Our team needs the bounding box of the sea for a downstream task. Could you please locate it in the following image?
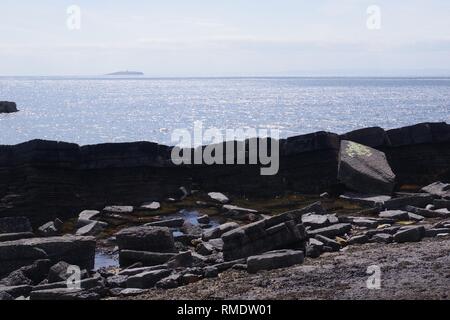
[1,77,449,146]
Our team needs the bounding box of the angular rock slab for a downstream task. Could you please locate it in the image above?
[0,236,96,276]
[338,140,396,195]
[421,182,450,199]
[247,250,304,274]
[115,226,175,252]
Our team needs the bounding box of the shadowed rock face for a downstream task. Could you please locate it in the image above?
[0,122,449,224]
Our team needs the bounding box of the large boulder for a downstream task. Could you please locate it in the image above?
[0,236,96,276]
[115,226,176,252]
[0,101,18,113]
[338,140,396,195]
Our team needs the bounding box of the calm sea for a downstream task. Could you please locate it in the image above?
[1,77,449,146]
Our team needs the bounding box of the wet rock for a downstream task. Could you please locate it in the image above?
[306,238,324,258]
[314,235,341,251]
[119,250,176,268]
[379,210,409,221]
[307,223,352,238]
[77,210,101,228]
[208,192,230,204]
[348,234,369,245]
[0,236,95,276]
[0,101,18,113]
[371,233,393,244]
[146,218,184,228]
[139,202,161,211]
[76,221,107,236]
[115,226,175,253]
[0,217,32,234]
[340,193,391,207]
[202,222,240,241]
[338,140,396,195]
[394,226,424,243]
[126,269,171,289]
[384,194,433,210]
[421,182,450,199]
[103,206,134,214]
[247,250,304,274]
[37,222,59,237]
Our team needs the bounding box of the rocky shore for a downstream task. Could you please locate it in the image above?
[0,122,449,225]
[0,122,450,300]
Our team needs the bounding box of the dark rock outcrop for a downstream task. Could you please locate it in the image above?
[0,122,449,224]
[0,101,18,113]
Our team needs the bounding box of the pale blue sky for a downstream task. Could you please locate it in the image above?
[1,0,450,76]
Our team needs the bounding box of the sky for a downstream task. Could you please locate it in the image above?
[1,0,450,76]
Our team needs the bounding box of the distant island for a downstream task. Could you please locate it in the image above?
[106,71,144,76]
